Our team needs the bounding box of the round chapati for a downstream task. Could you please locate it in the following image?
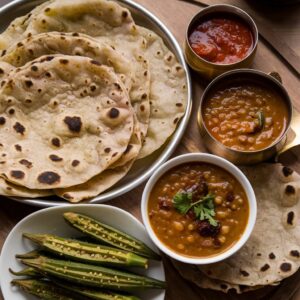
[0,1,52,51]
[0,32,133,92]
[198,164,300,286]
[0,0,188,201]
[0,177,52,198]
[0,0,187,158]
[0,31,151,139]
[0,54,133,189]
[54,159,135,203]
[54,113,142,202]
[171,259,268,294]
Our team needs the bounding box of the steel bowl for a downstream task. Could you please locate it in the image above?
[197,69,294,165]
[0,0,192,207]
[184,4,258,80]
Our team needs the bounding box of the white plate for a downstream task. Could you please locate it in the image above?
[0,205,165,300]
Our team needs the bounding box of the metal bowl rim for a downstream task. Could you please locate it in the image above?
[185,4,259,68]
[198,68,292,155]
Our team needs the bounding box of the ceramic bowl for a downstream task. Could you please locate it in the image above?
[0,204,165,300]
[141,153,257,265]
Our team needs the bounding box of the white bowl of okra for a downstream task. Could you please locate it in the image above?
[0,204,166,300]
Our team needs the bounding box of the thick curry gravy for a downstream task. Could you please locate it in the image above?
[148,162,249,258]
[203,83,289,151]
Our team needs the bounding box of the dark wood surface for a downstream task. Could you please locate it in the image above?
[0,0,299,299]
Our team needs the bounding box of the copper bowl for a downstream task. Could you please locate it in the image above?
[185,4,258,80]
[197,69,295,165]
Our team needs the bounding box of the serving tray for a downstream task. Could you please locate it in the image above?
[0,0,192,207]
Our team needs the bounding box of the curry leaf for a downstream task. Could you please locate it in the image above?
[257,111,265,130]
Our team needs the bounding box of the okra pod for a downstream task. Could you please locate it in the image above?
[11,279,80,300]
[9,267,40,277]
[22,233,148,268]
[57,281,140,300]
[64,212,160,260]
[16,249,40,259]
[21,256,166,291]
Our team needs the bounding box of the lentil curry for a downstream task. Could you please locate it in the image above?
[202,83,289,151]
[148,162,249,258]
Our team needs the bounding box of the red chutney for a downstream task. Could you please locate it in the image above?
[189,17,253,64]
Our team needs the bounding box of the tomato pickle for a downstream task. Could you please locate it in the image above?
[203,83,289,151]
[148,162,249,258]
[189,17,253,64]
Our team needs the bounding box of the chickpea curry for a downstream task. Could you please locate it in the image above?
[148,162,249,258]
[203,83,289,151]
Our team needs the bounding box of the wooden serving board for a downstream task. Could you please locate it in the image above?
[0,0,299,299]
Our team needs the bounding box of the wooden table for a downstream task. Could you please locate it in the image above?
[0,0,299,299]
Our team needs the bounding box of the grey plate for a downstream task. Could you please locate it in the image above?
[0,0,192,207]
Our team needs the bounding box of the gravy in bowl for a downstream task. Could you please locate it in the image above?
[148,162,249,258]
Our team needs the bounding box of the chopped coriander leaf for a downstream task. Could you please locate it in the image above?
[173,191,218,226]
[173,192,193,214]
[194,204,217,226]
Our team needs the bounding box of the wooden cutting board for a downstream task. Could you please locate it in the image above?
[0,0,299,299]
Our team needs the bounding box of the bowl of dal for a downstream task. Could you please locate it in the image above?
[141,153,256,264]
[197,69,293,164]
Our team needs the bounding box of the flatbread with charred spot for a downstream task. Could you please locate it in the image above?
[0,177,52,198]
[0,54,133,189]
[0,0,186,158]
[54,112,142,202]
[0,1,53,51]
[0,0,187,201]
[197,164,300,287]
[0,31,151,138]
[171,259,271,294]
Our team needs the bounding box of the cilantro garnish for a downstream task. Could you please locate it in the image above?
[173,192,193,214]
[173,191,218,226]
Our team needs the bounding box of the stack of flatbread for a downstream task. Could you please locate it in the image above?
[172,163,300,294]
[0,0,187,202]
